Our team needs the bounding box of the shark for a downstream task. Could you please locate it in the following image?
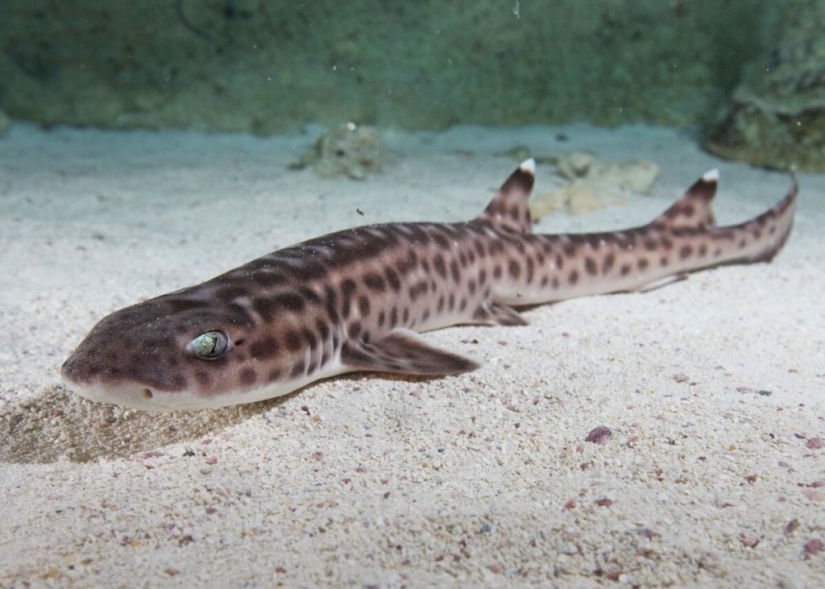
[61,159,797,411]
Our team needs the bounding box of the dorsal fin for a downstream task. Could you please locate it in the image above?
[654,169,719,229]
[475,158,535,233]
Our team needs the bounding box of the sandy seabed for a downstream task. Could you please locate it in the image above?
[1,122,823,587]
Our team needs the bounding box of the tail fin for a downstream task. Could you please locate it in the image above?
[737,172,798,263]
[662,169,798,266]
[475,158,535,233]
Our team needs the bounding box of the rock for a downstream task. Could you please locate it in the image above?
[704,0,825,171]
[302,122,386,180]
[556,151,660,193]
[530,152,660,220]
[530,179,629,219]
[557,151,598,180]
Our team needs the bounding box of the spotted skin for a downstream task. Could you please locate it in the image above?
[61,160,797,411]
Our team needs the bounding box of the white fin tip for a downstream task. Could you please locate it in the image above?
[519,158,536,174]
[702,168,719,182]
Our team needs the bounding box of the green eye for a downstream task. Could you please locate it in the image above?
[188,331,229,360]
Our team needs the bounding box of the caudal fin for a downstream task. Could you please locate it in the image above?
[736,172,798,263]
[657,169,798,266]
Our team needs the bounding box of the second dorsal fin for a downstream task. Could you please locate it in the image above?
[654,169,719,229]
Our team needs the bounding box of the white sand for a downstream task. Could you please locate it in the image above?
[1,123,823,586]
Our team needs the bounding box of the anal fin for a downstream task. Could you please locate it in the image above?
[621,273,688,294]
[471,301,528,326]
[341,329,479,376]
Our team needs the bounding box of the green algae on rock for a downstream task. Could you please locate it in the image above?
[704,0,825,172]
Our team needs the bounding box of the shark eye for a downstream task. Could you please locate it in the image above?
[188,331,229,360]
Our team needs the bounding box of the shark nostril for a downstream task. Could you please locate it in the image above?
[142,388,153,399]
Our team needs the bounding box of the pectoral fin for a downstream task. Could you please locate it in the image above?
[341,329,479,376]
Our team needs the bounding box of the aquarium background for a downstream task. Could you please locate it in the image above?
[1,0,821,169]
[0,0,780,131]
[2,3,825,587]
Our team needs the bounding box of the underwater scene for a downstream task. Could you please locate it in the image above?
[1,1,824,586]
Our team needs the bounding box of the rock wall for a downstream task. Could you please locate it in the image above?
[705,0,825,171]
[0,0,772,134]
